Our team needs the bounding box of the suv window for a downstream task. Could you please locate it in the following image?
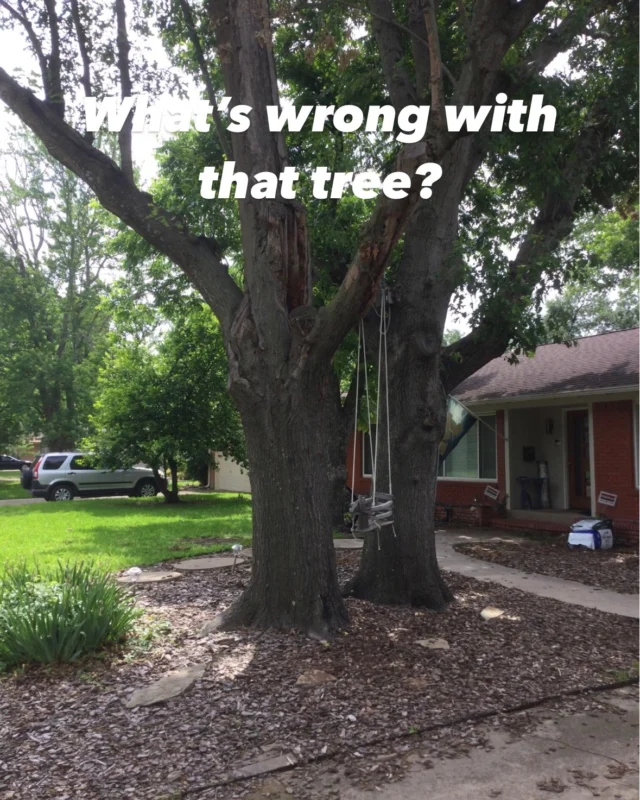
[70,455,96,470]
[43,456,67,470]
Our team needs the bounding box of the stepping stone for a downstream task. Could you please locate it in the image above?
[117,570,183,584]
[333,538,363,549]
[231,753,297,780]
[481,606,505,620]
[173,556,245,570]
[296,669,336,687]
[126,664,206,708]
[416,637,450,650]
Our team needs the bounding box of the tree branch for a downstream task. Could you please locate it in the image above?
[423,0,445,132]
[517,0,615,78]
[178,0,232,160]
[114,0,134,182]
[70,0,93,142]
[368,0,417,112]
[307,0,457,88]
[408,0,431,99]
[43,0,63,117]
[0,1,50,104]
[441,110,614,393]
[0,66,243,332]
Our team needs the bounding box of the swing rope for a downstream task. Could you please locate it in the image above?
[350,286,394,542]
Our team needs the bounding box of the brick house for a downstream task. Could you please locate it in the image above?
[211,328,638,543]
[347,328,639,543]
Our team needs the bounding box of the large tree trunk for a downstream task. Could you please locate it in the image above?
[214,368,348,636]
[346,152,468,608]
[346,350,452,608]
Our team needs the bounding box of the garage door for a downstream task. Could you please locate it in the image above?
[214,454,251,493]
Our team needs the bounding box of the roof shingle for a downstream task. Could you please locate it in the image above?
[453,328,639,403]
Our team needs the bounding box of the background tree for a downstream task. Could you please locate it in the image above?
[89,304,245,503]
[543,208,639,340]
[0,131,114,450]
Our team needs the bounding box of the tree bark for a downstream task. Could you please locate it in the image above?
[214,367,349,635]
[153,464,181,504]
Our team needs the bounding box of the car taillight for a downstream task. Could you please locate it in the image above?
[33,457,42,480]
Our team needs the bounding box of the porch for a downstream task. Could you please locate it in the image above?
[505,404,593,516]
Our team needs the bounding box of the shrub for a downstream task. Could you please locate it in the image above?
[0,562,142,671]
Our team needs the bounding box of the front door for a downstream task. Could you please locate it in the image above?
[567,409,591,512]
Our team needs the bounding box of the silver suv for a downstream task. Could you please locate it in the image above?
[25,453,158,502]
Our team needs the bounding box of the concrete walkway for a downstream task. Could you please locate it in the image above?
[334,533,638,619]
[437,531,639,619]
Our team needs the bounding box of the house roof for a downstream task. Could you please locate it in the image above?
[453,328,640,404]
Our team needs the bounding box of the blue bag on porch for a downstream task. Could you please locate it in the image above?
[567,518,613,550]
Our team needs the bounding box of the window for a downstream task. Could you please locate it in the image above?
[438,415,497,480]
[70,455,96,470]
[361,426,376,477]
[42,455,67,471]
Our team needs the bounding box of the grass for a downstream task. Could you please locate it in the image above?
[0,471,30,501]
[0,494,253,572]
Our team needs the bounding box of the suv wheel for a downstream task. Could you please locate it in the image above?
[136,479,158,498]
[50,484,75,502]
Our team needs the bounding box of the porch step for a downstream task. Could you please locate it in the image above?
[508,509,588,525]
[493,518,572,535]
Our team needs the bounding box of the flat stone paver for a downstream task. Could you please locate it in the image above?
[333,538,364,549]
[117,570,183,584]
[437,531,639,619]
[125,664,206,708]
[173,556,245,571]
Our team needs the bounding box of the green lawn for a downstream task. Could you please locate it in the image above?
[0,471,30,501]
[0,494,253,572]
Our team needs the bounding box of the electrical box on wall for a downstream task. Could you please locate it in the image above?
[522,446,535,462]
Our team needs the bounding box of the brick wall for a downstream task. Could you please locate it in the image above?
[436,410,506,527]
[346,432,371,496]
[592,399,638,541]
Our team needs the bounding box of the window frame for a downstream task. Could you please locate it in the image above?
[438,413,498,483]
[361,427,376,478]
[42,455,68,471]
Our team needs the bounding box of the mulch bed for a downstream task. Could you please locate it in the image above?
[0,551,637,800]
[453,537,639,594]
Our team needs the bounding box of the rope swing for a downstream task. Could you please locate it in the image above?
[349,286,395,546]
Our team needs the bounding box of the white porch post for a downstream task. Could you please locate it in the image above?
[504,409,511,510]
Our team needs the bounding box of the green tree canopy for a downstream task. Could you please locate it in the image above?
[88,305,244,503]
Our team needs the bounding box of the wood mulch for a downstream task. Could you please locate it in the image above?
[453,536,639,594]
[0,551,637,800]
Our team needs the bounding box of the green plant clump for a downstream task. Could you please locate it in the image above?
[0,562,141,671]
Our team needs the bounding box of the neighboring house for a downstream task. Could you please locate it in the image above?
[208,455,251,493]
[212,328,639,542]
